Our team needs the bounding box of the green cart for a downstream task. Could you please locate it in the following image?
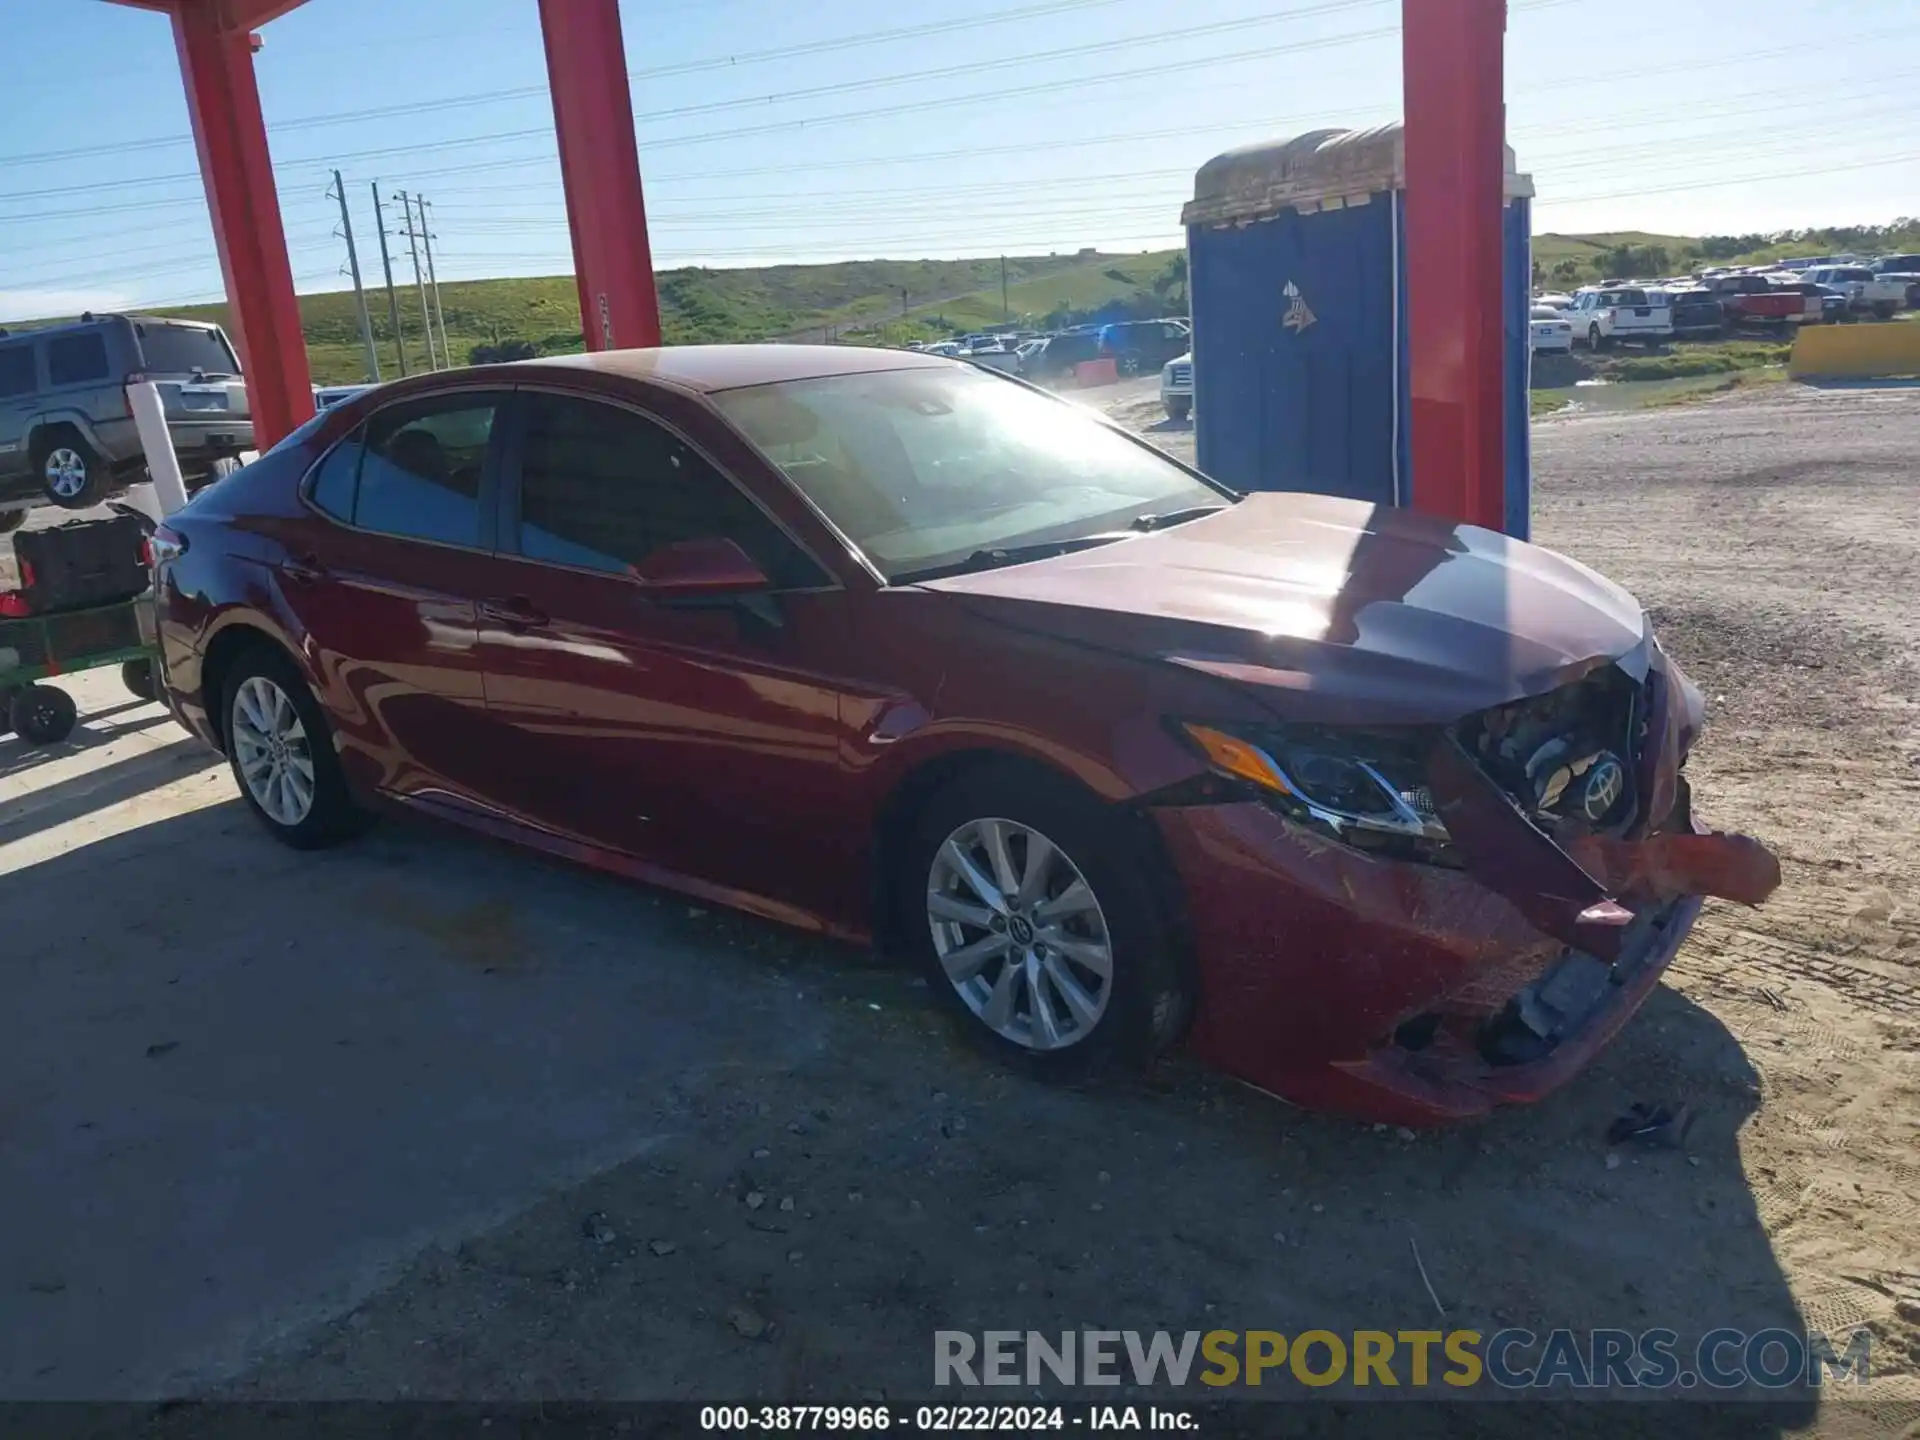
[0,595,161,744]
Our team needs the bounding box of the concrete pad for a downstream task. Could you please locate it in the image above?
[0,670,831,1397]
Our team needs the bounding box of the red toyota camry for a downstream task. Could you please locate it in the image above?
[151,346,1777,1124]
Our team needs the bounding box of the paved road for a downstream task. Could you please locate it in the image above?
[7,384,1914,1420]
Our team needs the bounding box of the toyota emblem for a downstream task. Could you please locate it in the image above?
[1581,756,1626,822]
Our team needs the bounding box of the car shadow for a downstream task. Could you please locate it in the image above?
[0,783,1821,1423]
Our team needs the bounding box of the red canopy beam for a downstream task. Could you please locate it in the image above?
[168,0,314,446]
[1402,0,1508,532]
[538,0,663,351]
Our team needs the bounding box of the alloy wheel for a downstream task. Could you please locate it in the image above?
[44,447,88,499]
[231,674,316,827]
[926,816,1113,1051]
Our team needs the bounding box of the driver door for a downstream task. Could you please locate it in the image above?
[476,388,862,910]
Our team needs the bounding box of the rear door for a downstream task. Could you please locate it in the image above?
[288,388,509,804]
[477,387,861,909]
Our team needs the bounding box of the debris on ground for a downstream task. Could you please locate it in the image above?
[1607,1102,1694,1150]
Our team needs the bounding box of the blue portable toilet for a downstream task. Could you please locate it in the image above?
[1181,124,1535,538]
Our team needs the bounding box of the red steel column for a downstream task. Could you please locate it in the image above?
[539,0,662,351]
[1402,0,1507,531]
[171,1,313,447]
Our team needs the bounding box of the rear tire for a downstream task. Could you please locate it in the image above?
[33,428,109,509]
[901,765,1191,1078]
[10,684,78,744]
[122,659,158,703]
[220,644,370,849]
[0,509,25,535]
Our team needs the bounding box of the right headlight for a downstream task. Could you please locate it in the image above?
[1177,721,1458,863]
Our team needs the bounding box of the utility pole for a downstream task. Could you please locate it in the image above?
[418,197,451,369]
[1001,255,1009,324]
[370,182,408,377]
[394,191,438,370]
[328,170,381,383]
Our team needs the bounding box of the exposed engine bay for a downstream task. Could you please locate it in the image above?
[1454,665,1643,839]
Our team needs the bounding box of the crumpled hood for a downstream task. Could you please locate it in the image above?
[919,491,1650,724]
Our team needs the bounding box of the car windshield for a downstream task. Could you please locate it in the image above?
[714,365,1227,581]
[135,322,239,377]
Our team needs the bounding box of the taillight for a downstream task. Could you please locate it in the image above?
[150,524,187,566]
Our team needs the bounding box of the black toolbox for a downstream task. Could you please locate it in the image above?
[11,515,150,616]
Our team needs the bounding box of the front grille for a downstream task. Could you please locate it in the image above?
[1168,364,1192,387]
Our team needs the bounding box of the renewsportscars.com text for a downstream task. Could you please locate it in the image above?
[934,1328,1872,1392]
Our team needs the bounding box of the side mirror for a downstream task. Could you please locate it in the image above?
[634,536,769,595]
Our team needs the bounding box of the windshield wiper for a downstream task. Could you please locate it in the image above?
[1128,503,1233,532]
[894,532,1131,584]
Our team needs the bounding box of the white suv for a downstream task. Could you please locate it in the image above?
[1566,287,1673,349]
[1160,352,1193,421]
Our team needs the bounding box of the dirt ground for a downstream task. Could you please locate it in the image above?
[5,379,1917,1431]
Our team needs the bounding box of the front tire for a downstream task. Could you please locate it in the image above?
[1164,396,1192,422]
[10,684,78,744]
[221,645,369,849]
[0,509,26,535]
[34,429,109,509]
[902,766,1190,1076]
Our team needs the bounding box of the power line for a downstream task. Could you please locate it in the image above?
[0,0,1367,168]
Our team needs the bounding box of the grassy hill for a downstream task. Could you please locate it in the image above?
[151,250,1182,385]
[25,219,1914,385]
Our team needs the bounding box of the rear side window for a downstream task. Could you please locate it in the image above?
[350,394,502,547]
[46,332,110,386]
[135,322,239,377]
[0,344,34,398]
[307,429,365,521]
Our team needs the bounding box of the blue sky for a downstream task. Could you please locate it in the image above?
[3,0,1916,322]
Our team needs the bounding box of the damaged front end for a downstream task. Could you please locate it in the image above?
[1155,636,1781,1124]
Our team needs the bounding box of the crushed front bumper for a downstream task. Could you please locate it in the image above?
[1150,650,1779,1126]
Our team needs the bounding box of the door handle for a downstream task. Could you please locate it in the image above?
[280,553,327,585]
[481,596,549,630]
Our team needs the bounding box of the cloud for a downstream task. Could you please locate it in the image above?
[0,289,136,325]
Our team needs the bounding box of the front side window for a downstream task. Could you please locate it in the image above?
[352,394,500,546]
[0,344,35,398]
[514,393,820,588]
[46,332,109,387]
[714,365,1228,582]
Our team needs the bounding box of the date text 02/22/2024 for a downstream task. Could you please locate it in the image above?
[698,1405,1194,1432]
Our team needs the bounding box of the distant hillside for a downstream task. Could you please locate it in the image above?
[150,250,1183,385]
[24,219,1915,385]
[1535,219,1920,288]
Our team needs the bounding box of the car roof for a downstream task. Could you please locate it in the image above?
[504,343,951,394]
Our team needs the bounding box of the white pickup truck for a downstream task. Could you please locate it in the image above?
[1565,286,1673,349]
[1802,266,1908,319]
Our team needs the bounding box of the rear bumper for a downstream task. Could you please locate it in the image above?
[167,420,255,461]
[1156,801,1705,1126]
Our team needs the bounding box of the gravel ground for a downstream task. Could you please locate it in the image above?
[9,379,1919,1431]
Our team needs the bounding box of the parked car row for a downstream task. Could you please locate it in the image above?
[1533,251,1914,350]
[910,319,1191,385]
